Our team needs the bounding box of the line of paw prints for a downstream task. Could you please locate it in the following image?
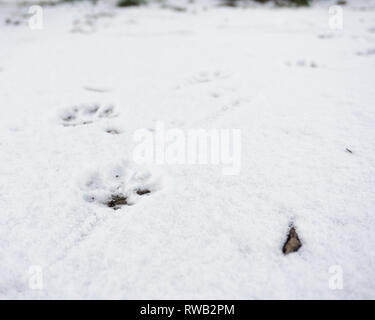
[59,103,118,127]
[80,162,160,210]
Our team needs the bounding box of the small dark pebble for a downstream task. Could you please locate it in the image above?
[282,226,302,255]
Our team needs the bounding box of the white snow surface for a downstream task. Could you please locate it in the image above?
[1,1,375,299]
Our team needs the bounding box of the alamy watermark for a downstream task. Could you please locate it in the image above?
[132,121,242,175]
[28,5,43,30]
[28,265,43,290]
[328,265,343,290]
[328,5,343,31]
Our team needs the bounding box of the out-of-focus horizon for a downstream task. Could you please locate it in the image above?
[1,0,375,9]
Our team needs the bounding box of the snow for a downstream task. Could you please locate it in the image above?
[1,0,375,299]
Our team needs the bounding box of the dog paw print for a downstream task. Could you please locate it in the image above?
[357,48,375,57]
[186,70,230,85]
[59,104,118,127]
[5,17,22,26]
[104,126,123,135]
[80,162,160,210]
[285,59,318,68]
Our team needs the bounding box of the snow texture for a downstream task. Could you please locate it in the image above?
[0,0,375,299]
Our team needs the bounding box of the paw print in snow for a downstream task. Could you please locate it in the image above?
[59,104,117,127]
[186,71,230,85]
[80,162,160,210]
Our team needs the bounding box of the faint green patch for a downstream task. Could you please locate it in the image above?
[117,0,147,8]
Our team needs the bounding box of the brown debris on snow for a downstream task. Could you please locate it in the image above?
[282,226,302,255]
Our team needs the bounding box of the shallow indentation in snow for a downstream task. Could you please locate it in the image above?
[80,161,160,210]
[357,48,375,56]
[105,127,122,135]
[183,70,231,86]
[285,59,318,68]
[59,103,118,127]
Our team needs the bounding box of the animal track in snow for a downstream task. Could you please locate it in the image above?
[285,60,318,68]
[59,104,118,127]
[357,48,375,56]
[4,14,26,27]
[80,162,160,210]
[317,33,335,39]
[184,70,231,86]
[104,125,123,135]
[71,10,115,34]
[196,97,249,125]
